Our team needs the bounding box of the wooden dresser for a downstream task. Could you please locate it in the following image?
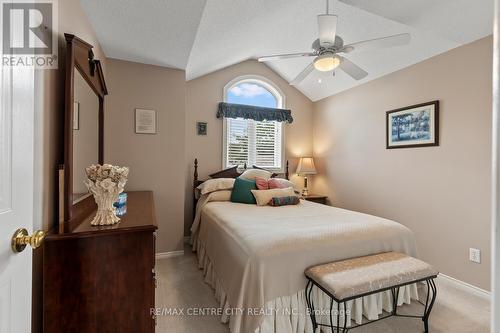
[43,191,158,333]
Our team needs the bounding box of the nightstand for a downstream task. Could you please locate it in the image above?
[303,194,328,205]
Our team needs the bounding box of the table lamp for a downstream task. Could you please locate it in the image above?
[296,157,317,196]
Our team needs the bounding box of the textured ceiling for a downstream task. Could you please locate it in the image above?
[341,0,493,44]
[80,0,207,69]
[80,0,493,101]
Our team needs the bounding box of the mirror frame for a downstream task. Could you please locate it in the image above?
[63,33,108,222]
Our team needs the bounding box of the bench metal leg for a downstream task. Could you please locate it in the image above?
[305,277,436,333]
[307,280,350,333]
[305,280,318,331]
[422,278,437,333]
[390,287,400,316]
[341,302,348,333]
[329,300,348,333]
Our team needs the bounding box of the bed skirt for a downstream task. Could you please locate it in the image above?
[195,240,419,333]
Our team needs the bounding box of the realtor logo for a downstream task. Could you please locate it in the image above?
[1,0,58,68]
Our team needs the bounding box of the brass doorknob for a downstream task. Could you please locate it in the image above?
[11,228,45,253]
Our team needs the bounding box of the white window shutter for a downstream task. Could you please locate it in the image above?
[255,120,280,168]
[224,79,286,171]
[226,118,249,167]
[226,118,282,170]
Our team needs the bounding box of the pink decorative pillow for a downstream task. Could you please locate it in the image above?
[268,178,288,189]
[255,177,269,190]
[256,177,294,190]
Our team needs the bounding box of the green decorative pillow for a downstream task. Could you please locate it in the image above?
[230,177,257,204]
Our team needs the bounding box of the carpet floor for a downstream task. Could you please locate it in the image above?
[155,247,490,333]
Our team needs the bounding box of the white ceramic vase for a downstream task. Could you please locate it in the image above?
[86,181,122,226]
[84,165,129,226]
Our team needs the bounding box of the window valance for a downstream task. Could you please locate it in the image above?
[217,102,294,123]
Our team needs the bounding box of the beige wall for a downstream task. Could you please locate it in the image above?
[312,36,493,290]
[39,0,107,231]
[185,60,314,234]
[38,2,492,290]
[104,59,186,253]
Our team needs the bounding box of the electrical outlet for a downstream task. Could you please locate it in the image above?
[469,248,481,264]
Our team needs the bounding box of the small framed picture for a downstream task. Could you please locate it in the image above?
[73,102,79,130]
[135,108,156,134]
[197,121,207,136]
[386,100,439,149]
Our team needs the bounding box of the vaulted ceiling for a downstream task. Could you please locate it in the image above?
[80,0,493,101]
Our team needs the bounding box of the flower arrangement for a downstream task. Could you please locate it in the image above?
[85,164,129,226]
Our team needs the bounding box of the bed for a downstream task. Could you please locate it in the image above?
[191,160,419,333]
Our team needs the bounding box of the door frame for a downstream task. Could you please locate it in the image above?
[492,0,500,331]
[31,67,46,333]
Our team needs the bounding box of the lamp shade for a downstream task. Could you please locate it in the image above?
[296,157,317,175]
[313,55,341,72]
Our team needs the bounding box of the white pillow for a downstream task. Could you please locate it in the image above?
[197,178,235,195]
[270,178,299,192]
[240,169,272,181]
[205,190,232,202]
[251,187,296,206]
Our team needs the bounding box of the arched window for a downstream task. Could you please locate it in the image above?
[223,76,285,170]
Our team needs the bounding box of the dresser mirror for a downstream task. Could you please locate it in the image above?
[72,69,99,204]
[63,33,107,223]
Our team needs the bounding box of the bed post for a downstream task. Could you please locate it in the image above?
[193,159,199,217]
[286,160,289,180]
[194,158,198,187]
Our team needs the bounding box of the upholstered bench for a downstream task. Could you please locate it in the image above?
[304,252,438,333]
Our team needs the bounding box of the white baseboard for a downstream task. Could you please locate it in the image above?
[438,273,490,301]
[156,250,184,260]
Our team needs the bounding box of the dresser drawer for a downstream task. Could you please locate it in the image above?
[44,231,156,333]
[43,191,157,333]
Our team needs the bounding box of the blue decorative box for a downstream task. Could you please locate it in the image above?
[115,204,127,216]
[114,192,127,208]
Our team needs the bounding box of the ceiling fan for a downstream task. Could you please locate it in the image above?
[258,0,411,85]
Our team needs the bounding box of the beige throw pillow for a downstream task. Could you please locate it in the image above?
[239,169,272,181]
[251,187,296,206]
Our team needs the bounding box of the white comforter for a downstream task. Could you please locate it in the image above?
[191,194,418,333]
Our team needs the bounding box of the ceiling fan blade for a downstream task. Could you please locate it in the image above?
[258,52,315,62]
[339,57,368,80]
[341,33,411,53]
[318,14,338,47]
[290,63,315,86]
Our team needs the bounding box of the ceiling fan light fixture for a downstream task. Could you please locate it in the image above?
[313,54,340,72]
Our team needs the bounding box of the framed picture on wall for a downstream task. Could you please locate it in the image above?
[196,121,207,135]
[386,100,439,149]
[135,108,156,134]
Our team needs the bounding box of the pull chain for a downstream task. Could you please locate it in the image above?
[325,0,334,15]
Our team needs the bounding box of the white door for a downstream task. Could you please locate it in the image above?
[0,4,36,333]
[493,1,500,332]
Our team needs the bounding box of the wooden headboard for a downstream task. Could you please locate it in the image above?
[192,159,289,213]
[193,159,289,188]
